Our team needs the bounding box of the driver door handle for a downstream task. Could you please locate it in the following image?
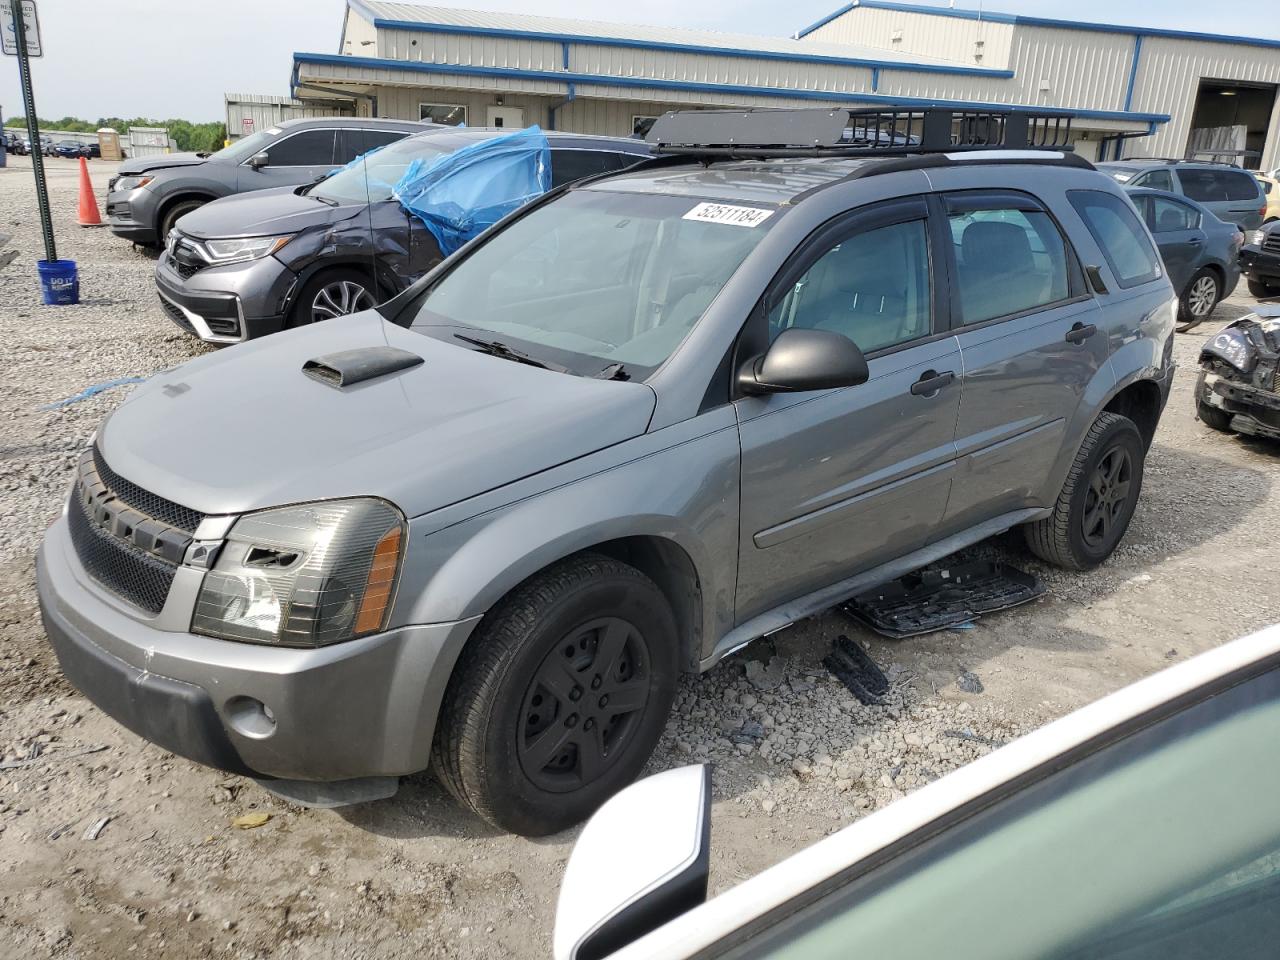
[910,370,955,396]
[1065,322,1098,345]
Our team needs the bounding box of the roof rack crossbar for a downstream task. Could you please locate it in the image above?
[647,106,1074,160]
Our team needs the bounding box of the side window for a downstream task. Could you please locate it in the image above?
[1068,190,1162,289]
[1135,169,1174,191]
[767,219,931,354]
[265,129,336,166]
[550,150,627,188]
[948,206,1071,325]
[1149,197,1200,233]
[333,129,406,165]
[1179,168,1260,203]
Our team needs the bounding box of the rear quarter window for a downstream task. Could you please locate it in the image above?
[1178,168,1260,203]
[1068,190,1162,289]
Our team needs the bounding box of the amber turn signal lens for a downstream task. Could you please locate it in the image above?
[355,525,402,635]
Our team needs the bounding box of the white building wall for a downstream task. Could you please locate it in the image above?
[340,8,379,56]
[1131,35,1280,169]
[803,5,1016,70]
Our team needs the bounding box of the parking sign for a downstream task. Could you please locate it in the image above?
[1,0,40,58]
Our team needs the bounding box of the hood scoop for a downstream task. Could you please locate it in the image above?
[302,346,424,389]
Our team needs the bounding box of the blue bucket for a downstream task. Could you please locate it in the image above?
[37,259,79,306]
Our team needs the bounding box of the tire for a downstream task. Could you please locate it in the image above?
[158,198,207,245]
[1177,268,1220,331]
[1248,278,1280,299]
[432,553,679,836]
[1196,400,1233,433]
[287,268,376,328]
[1024,412,1145,571]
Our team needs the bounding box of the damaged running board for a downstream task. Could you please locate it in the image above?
[841,559,1045,640]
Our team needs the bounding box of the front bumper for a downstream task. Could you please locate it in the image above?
[154,252,294,344]
[37,515,480,781]
[1195,369,1280,440]
[1240,244,1280,285]
[106,187,160,245]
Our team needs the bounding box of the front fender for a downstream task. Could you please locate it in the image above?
[391,410,742,663]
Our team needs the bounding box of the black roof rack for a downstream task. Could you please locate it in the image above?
[646,106,1076,160]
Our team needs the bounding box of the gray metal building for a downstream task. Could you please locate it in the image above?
[282,0,1280,169]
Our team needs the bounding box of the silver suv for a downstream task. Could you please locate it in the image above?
[39,108,1177,836]
[105,117,428,246]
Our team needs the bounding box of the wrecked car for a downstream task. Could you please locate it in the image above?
[38,107,1175,837]
[1194,306,1280,439]
[154,127,650,344]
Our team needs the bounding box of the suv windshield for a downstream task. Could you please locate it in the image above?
[409,189,777,378]
[310,135,450,205]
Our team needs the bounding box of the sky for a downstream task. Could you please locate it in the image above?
[1,0,1275,124]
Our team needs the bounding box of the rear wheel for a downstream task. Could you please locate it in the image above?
[1248,278,1280,299]
[288,269,376,327]
[158,198,207,245]
[433,553,679,836]
[1196,400,1233,433]
[1025,412,1145,571]
[1177,269,1220,331]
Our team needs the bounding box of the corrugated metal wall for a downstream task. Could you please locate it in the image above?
[225,94,354,139]
[1134,36,1280,169]
[803,5,1015,70]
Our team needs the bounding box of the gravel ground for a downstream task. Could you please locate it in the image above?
[1,154,1278,959]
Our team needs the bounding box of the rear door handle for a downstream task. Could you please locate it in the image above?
[910,370,955,396]
[1187,236,1203,245]
[1065,322,1098,345]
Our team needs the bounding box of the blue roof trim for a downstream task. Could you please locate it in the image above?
[353,7,1013,78]
[799,0,1280,50]
[293,51,1170,125]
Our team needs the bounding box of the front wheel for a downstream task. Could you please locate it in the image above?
[158,198,207,245]
[1025,412,1145,571]
[433,554,679,836]
[288,269,376,328]
[1177,269,1220,331]
[1196,400,1233,433]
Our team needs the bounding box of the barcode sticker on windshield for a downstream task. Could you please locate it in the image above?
[682,202,774,228]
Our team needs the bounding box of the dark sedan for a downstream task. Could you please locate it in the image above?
[153,128,651,344]
[53,140,87,159]
[1125,187,1242,330]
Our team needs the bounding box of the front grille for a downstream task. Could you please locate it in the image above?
[1264,234,1280,254]
[168,253,204,280]
[93,445,204,533]
[68,494,177,615]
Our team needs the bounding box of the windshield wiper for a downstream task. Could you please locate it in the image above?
[452,333,568,372]
[309,193,338,206]
[593,363,631,381]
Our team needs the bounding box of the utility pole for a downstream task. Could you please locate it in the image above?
[8,1,54,262]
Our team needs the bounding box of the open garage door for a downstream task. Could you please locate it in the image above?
[1187,79,1278,170]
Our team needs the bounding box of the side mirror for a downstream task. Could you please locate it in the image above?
[554,765,711,960]
[738,327,869,396]
[248,151,269,170]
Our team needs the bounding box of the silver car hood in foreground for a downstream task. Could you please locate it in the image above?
[99,311,656,518]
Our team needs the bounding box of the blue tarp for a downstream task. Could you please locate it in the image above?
[392,126,551,256]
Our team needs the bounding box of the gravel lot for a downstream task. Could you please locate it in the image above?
[1,154,1277,959]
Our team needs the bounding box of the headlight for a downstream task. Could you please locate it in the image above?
[202,234,294,265]
[113,175,153,192]
[1252,229,1266,246]
[1203,327,1257,374]
[192,498,405,646]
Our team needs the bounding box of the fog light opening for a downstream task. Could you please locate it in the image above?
[226,696,278,739]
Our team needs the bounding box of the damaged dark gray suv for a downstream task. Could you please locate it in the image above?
[38,108,1177,836]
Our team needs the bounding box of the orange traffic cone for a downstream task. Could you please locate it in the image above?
[77,157,104,227]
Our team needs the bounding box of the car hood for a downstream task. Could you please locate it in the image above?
[116,151,212,175]
[175,185,362,240]
[97,312,657,519]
